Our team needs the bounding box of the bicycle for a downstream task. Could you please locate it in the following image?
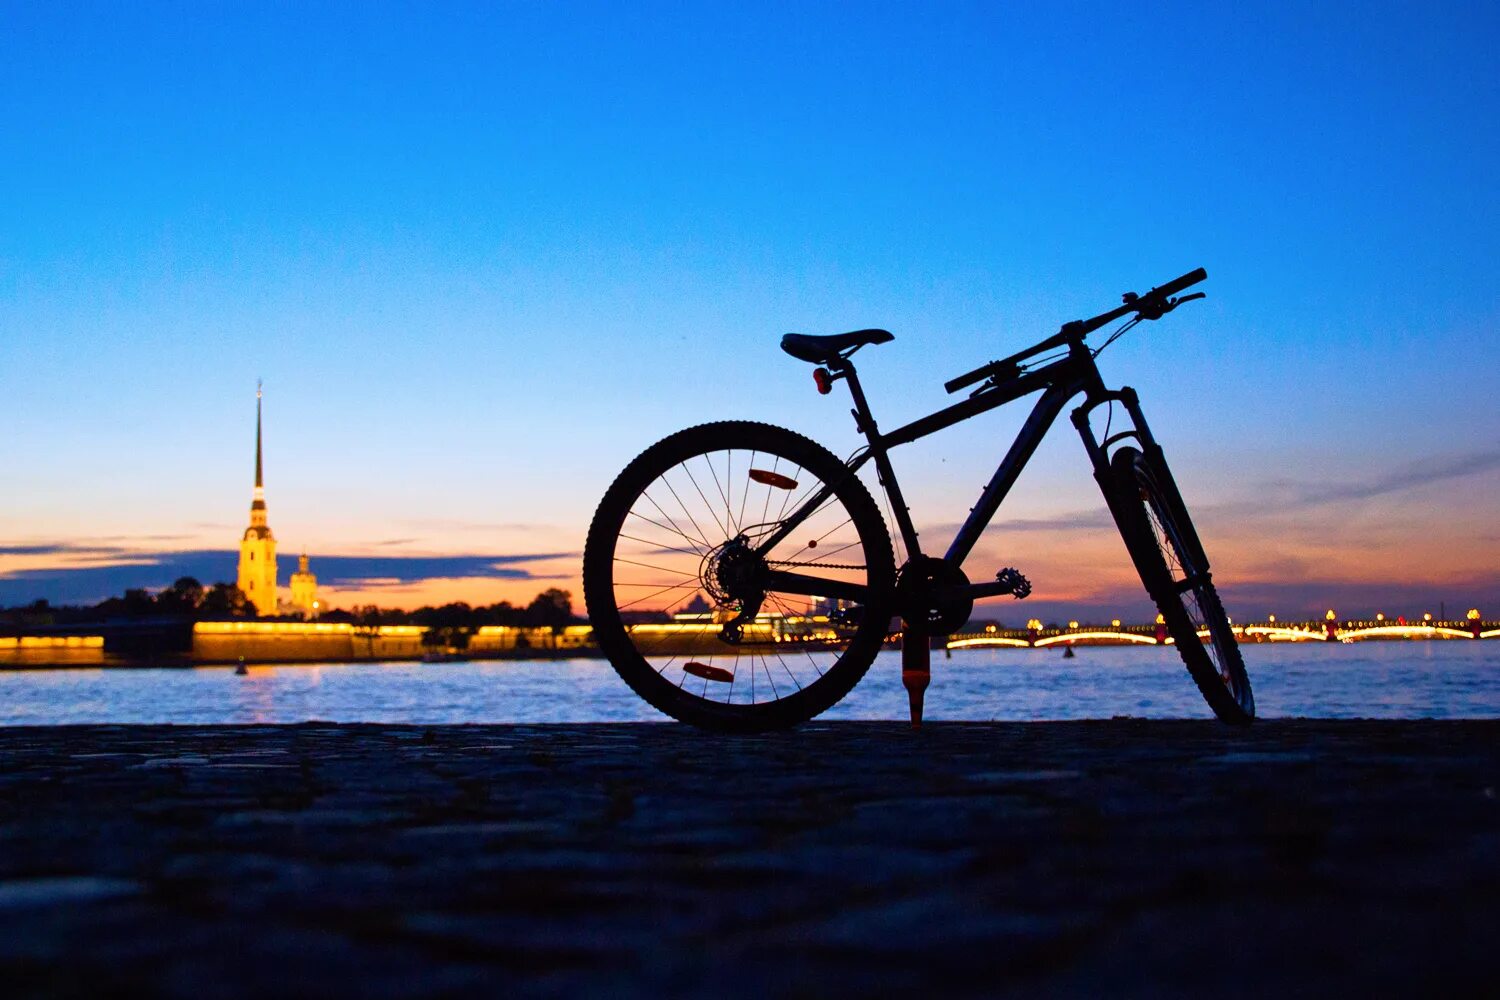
[583,268,1254,731]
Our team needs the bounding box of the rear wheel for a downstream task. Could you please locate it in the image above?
[1110,446,1254,724]
[583,421,896,731]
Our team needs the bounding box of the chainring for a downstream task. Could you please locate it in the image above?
[895,555,972,635]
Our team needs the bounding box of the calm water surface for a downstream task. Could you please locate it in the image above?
[2,642,1497,725]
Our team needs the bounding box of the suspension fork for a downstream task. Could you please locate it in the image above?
[1072,387,1211,569]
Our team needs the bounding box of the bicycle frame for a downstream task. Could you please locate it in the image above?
[757,336,1210,605]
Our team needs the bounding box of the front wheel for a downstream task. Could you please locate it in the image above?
[1110,446,1254,724]
[583,421,896,731]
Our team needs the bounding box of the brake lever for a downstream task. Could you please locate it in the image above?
[1141,290,1207,320]
[1160,291,1206,316]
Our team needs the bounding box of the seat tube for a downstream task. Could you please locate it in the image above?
[842,366,921,557]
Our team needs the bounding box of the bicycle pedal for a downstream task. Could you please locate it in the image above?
[995,567,1032,600]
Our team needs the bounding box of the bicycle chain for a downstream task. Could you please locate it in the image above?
[766,560,868,572]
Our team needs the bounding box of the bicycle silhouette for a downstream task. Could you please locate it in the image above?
[584,268,1253,730]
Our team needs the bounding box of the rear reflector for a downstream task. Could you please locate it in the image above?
[683,661,734,683]
[749,469,798,490]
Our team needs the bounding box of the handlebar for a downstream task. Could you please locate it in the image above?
[1152,267,1208,301]
[944,267,1207,395]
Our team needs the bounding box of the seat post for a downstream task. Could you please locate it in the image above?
[834,359,878,439]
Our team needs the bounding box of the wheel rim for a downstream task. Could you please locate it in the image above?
[1135,468,1251,711]
[602,444,884,710]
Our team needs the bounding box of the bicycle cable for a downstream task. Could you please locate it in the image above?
[1090,315,1143,358]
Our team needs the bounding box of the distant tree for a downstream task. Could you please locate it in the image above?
[412,602,477,630]
[524,588,575,633]
[6,599,57,627]
[199,583,249,618]
[121,588,155,618]
[155,577,205,615]
[480,600,520,626]
[354,605,407,626]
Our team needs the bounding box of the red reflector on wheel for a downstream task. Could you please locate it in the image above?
[749,469,798,490]
[683,662,734,683]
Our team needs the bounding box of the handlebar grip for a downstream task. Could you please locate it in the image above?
[944,365,991,394]
[1152,267,1207,300]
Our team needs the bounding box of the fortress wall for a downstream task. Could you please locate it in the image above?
[191,622,425,663]
[193,631,354,663]
[1,623,598,668]
[473,625,594,653]
[0,636,107,668]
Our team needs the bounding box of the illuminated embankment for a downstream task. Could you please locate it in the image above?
[946,616,1498,649]
[0,622,597,668]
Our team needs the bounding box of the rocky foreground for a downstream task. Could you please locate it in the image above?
[1,720,1495,997]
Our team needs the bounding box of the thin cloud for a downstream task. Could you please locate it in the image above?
[1294,449,1500,505]
[1214,449,1500,517]
[400,518,560,533]
[0,549,578,606]
[935,448,1500,542]
[0,543,132,557]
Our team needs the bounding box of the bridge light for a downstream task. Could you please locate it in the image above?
[986,624,996,633]
[1423,612,1432,622]
[1155,613,1165,625]
[1111,619,1122,628]
[1468,608,1481,621]
[1268,614,1276,623]
[1027,618,1043,631]
[1326,609,1336,621]
[1068,620,1079,629]
[1376,612,1385,622]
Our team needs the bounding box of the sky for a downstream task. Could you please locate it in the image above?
[2,1,1497,623]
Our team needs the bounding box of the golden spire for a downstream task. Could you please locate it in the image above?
[255,379,264,492]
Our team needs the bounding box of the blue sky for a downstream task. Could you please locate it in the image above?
[2,2,1497,619]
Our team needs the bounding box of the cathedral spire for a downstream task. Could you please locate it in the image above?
[239,379,278,616]
[255,380,264,493]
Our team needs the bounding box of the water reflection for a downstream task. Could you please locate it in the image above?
[1,642,1496,726]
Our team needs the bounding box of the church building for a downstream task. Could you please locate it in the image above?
[237,384,279,616]
[289,553,319,617]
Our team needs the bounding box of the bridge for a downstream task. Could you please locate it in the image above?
[946,610,1498,649]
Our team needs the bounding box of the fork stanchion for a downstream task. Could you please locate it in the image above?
[901,628,930,729]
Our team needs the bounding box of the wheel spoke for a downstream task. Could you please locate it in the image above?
[585,424,892,727]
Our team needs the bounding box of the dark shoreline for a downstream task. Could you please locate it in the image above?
[1,720,1494,996]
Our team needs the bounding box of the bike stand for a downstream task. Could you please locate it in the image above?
[901,628,930,729]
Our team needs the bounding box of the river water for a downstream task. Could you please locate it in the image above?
[1,641,1496,726]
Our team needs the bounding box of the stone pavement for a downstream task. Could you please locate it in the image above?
[0,721,1495,997]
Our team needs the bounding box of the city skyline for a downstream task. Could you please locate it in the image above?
[2,4,1497,622]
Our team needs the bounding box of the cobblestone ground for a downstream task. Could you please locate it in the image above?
[0,721,1495,997]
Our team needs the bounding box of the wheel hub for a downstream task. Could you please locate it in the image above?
[703,536,765,604]
[702,537,768,643]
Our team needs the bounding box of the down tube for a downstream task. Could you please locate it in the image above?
[944,382,1081,567]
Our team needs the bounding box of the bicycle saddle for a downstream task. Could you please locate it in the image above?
[780,329,894,364]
